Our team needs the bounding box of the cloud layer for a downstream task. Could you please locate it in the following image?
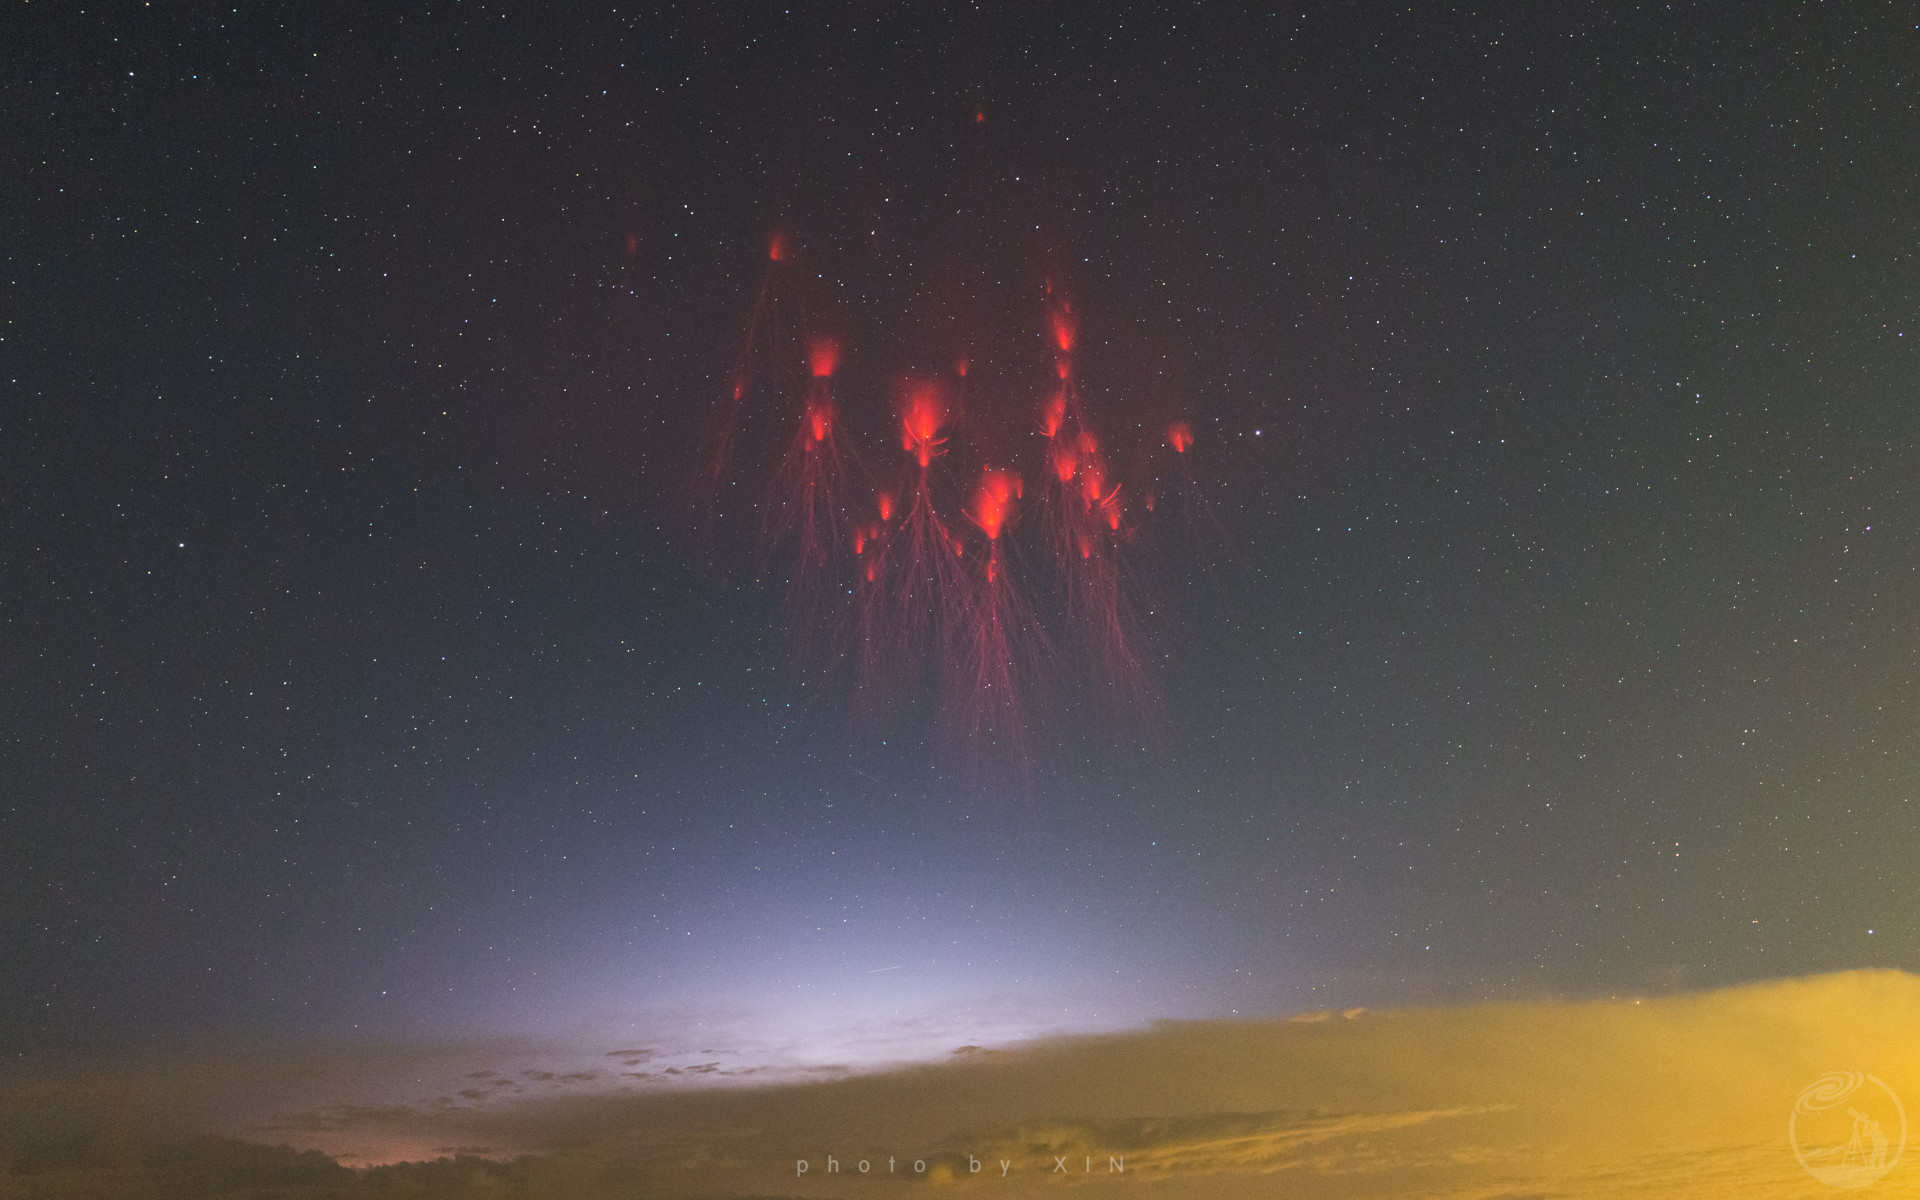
[3,970,1918,1197]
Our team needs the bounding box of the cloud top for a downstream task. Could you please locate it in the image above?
[3,970,1918,1197]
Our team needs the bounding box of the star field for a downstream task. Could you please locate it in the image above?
[6,2,1919,1057]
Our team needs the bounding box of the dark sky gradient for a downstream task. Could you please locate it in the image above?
[7,3,1919,1059]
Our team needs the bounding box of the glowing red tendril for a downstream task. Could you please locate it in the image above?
[1049,308,1076,353]
[809,338,840,378]
[899,380,949,468]
[971,468,1022,540]
[806,401,833,443]
[705,239,1190,763]
[1039,391,1066,438]
[1080,464,1107,506]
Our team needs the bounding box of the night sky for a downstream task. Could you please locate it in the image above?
[7,2,1919,1072]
